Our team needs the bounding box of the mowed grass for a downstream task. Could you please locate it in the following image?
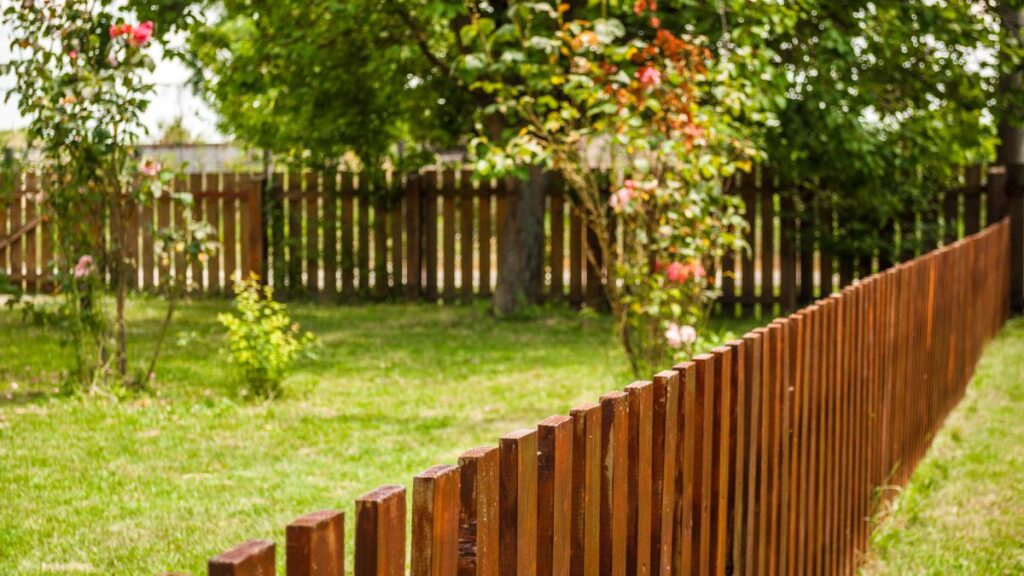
[863,317,1024,575]
[0,296,755,575]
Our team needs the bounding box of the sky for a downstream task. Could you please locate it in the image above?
[0,23,224,143]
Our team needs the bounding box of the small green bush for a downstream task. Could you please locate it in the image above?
[218,276,314,398]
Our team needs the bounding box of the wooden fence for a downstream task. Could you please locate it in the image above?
[1,166,1011,310]
[173,219,1010,575]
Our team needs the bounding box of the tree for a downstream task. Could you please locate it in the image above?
[134,0,553,314]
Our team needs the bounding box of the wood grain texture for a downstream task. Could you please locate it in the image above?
[287,510,345,576]
[570,403,601,576]
[600,392,628,576]
[624,381,653,576]
[459,447,500,576]
[208,540,275,576]
[538,416,573,576]
[500,430,538,576]
[413,465,461,576]
[355,485,406,576]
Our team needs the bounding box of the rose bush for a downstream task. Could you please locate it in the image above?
[461,1,759,375]
[2,3,215,389]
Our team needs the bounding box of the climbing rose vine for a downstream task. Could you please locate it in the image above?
[461,2,756,375]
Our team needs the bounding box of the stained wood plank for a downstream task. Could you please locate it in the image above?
[355,485,406,576]
[424,171,439,299]
[460,174,475,301]
[443,171,457,300]
[323,171,338,295]
[599,392,628,576]
[305,172,320,295]
[406,175,422,300]
[569,403,601,576]
[650,370,679,576]
[413,465,461,576]
[287,510,345,576]
[341,172,356,295]
[458,447,500,576]
[207,176,223,292]
[286,173,304,293]
[358,179,371,294]
[624,381,652,576]
[500,429,538,576]
[374,193,388,297]
[208,540,275,576]
[537,415,573,576]
[674,362,697,576]
[478,183,493,296]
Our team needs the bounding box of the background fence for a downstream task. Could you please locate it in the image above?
[177,219,1010,576]
[1,166,1012,311]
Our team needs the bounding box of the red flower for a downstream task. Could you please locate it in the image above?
[637,65,662,87]
[109,23,132,38]
[130,21,154,47]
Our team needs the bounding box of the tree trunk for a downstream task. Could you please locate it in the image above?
[493,165,549,316]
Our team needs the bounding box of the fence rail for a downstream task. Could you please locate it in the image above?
[1,166,1010,310]
[160,219,1010,575]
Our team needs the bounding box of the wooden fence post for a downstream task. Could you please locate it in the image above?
[624,381,652,576]
[537,415,573,576]
[244,175,264,281]
[413,465,461,576]
[500,429,538,576]
[209,540,275,576]
[355,485,406,576]
[287,510,345,576]
[599,392,628,576]
[569,403,601,576]
[458,447,500,576]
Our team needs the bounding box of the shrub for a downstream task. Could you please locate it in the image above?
[218,276,314,398]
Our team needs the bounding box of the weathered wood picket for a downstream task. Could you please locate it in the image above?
[170,219,1009,576]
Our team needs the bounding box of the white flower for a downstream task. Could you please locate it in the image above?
[664,323,697,349]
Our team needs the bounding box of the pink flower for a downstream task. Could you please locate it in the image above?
[609,183,637,213]
[139,158,161,177]
[74,255,95,279]
[637,65,662,87]
[68,50,78,59]
[665,323,697,349]
[665,262,688,283]
[130,21,154,47]
[650,17,661,28]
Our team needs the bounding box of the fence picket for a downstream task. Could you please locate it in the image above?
[537,416,573,576]
[499,430,538,576]
[287,510,345,576]
[413,465,461,576]
[208,540,274,576]
[355,485,406,576]
[458,447,500,576]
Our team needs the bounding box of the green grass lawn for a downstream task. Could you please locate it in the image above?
[863,317,1024,575]
[0,297,754,575]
